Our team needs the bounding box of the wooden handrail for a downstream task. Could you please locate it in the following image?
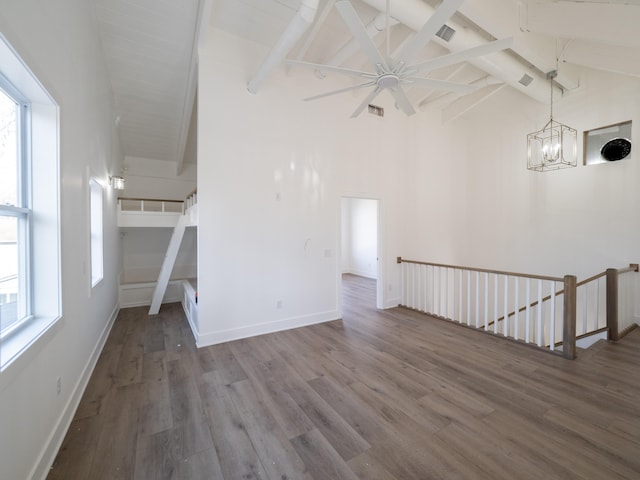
[118,197,184,203]
[495,265,634,325]
[398,258,634,358]
[576,271,606,288]
[397,257,563,282]
[618,263,639,274]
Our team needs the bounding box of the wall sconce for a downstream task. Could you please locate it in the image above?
[109,175,125,190]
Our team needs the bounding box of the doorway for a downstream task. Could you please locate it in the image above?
[340,197,382,310]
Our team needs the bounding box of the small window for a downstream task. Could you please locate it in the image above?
[90,178,103,287]
[584,120,632,165]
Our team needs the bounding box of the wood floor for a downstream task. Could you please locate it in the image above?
[49,274,640,479]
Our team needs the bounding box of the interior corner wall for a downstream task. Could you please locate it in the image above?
[0,2,122,479]
[121,227,197,283]
[406,68,640,280]
[196,27,410,346]
[122,155,197,201]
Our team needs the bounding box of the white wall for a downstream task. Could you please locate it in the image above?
[122,155,197,201]
[405,68,640,280]
[196,28,409,345]
[341,197,378,279]
[121,227,197,283]
[198,26,640,349]
[0,2,122,479]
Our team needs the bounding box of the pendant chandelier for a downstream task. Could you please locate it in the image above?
[527,70,577,172]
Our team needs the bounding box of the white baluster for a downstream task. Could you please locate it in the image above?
[400,261,405,306]
[503,275,509,337]
[444,267,449,319]
[549,280,556,351]
[525,277,531,343]
[582,283,588,335]
[537,279,543,347]
[467,270,471,326]
[436,267,441,317]
[417,264,422,311]
[423,264,428,313]
[596,277,601,330]
[494,274,499,334]
[484,272,489,330]
[458,269,462,323]
[514,277,519,340]
[474,271,479,328]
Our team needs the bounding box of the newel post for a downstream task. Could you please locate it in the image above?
[606,268,619,341]
[562,275,577,360]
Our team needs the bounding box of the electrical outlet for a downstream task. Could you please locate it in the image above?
[56,377,61,395]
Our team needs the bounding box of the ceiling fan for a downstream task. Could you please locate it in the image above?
[287,0,513,117]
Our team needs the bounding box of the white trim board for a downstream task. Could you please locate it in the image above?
[119,281,183,308]
[196,310,339,348]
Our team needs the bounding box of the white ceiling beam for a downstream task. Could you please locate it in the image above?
[442,82,506,123]
[176,0,213,176]
[414,63,467,107]
[459,0,580,91]
[286,0,336,71]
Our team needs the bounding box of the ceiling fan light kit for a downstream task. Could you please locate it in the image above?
[286,0,513,118]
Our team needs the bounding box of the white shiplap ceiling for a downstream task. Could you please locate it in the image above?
[94,0,640,171]
[93,0,202,172]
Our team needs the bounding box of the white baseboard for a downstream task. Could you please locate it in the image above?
[31,303,119,480]
[196,309,339,348]
[384,296,401,309]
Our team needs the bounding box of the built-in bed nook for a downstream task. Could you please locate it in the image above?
[117,193,198,330]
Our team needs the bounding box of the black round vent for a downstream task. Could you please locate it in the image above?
[601,138,631,161]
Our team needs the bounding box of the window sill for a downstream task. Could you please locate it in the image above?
[0,315,61,382]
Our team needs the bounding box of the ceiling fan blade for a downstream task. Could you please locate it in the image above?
[335,1,389,72]
[403,76,477,94]
[287,60,376,79]
[409,38,514,75]
[393,0,464,71]
[389,87,416,116]
[304,81,376,101]
[351,86,382,118]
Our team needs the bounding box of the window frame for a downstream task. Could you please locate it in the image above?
[0,74,32,338]
[0,33,61,373]
[89,177,104,288]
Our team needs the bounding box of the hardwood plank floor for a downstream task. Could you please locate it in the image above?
[49,274,640,479]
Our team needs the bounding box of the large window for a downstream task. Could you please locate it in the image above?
[0,34,60,371]
[0,77,29,337]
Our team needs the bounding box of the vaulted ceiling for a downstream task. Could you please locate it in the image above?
[93,0,640,173]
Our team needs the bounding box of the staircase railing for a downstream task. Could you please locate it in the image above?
[397,258,638,359]
[607,264,639,340]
